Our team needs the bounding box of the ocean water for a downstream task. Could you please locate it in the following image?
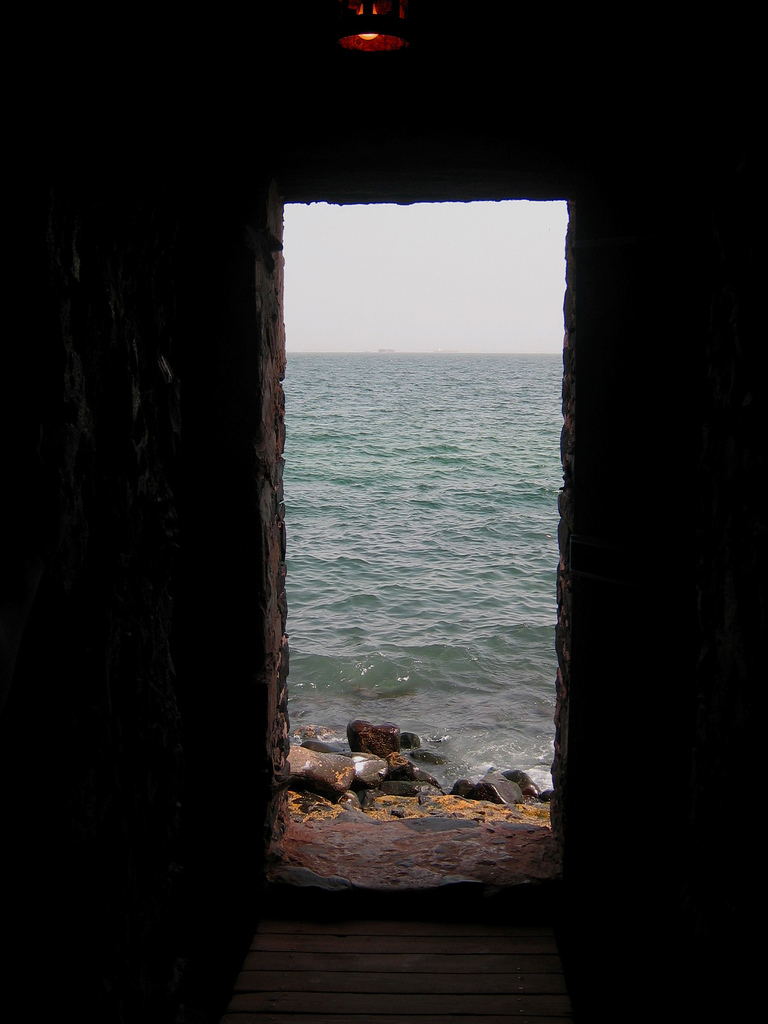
[282,352,563,793]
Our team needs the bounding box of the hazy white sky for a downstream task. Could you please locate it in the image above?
[282,200,568,354]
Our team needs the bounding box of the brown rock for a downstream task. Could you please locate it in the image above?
[287,747,357,799]
[384,751,413,779]
[346,719,401,757]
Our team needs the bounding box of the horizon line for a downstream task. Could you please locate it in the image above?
[285,348,563,355]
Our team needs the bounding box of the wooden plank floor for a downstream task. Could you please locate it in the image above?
[220,919,574,1023]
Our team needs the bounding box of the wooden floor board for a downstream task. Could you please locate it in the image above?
[234,970,569,994]
[249,935,560,955]
[257,920,554,938]
[227,992,573,1015]
[221,919,574,1021]
[242,950,564,974]
[221,1015,572,1024]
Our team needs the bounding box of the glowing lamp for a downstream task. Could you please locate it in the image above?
[338,1,410,52]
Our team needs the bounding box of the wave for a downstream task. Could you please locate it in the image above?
[283,353,563,787]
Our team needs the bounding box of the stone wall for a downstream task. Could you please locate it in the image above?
[250,184,291,854]
[1,167,291,1022]
[552,204,576,844]
[168,180,290,1017]
[685,151,761,978]
[1,172,183,1021]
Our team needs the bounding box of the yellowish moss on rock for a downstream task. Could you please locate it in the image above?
[287,787,551,828]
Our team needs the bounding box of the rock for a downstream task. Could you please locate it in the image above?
[415,783,444,800]
[288,789,339,817]
[450,779,475,798]
[383,752,443,788]
[501,769,540,800]
[402,817,480,832]
[408,748,448,765]
[269,865,353,891]
[472,772,524,806]
[294,725,338,743]
[287,747,357,799]
[411,766,442,788]
[347,753,388,789]
[450,773,523,805]
[337,790,361,810]
[384,751,415,780]
[400,731,421,749]
[380,779,424,797]
[359,789,378,810]
[302,739,347,754]
[347,719,401,757]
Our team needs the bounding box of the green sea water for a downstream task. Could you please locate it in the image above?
[282,352,563,792]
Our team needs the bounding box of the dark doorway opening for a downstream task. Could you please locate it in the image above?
[269,199,570,895]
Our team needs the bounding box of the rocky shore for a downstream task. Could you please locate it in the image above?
[286,719,553,827]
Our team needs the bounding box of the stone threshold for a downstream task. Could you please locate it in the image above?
[265,792,562,915]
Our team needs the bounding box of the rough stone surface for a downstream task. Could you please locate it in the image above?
[269,807,558,892]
